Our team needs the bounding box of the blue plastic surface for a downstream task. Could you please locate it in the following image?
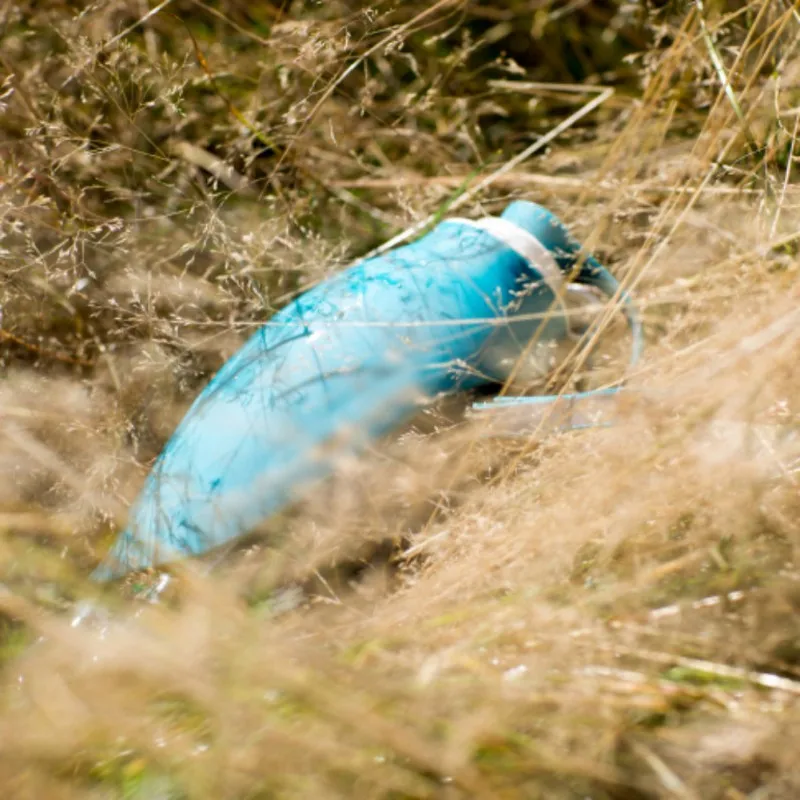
[93,201,640,580]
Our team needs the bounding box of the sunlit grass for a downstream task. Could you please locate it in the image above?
[1,1,799,798]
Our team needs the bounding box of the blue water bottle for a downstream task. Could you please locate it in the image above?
[93,200,641,580]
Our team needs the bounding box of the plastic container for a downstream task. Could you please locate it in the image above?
[93,200,641,580]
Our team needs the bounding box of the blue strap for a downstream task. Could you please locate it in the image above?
[470,259,644,436]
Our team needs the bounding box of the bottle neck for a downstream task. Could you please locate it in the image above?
[444,216,563,295]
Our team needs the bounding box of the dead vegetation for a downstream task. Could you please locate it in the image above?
[1,0,800,797]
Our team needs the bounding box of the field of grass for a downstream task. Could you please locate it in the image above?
[1,1,800,797]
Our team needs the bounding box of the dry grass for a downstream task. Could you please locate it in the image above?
[1,1,800,797]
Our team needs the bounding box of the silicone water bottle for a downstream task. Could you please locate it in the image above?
[93,200,641,580]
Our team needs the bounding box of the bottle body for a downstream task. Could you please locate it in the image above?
[92,203,591,579]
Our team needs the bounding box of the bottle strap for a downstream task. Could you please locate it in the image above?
[463,216,644,437]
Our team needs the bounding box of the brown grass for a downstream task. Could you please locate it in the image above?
[1,1,800,797]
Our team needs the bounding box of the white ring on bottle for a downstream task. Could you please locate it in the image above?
[447,216,563,293]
